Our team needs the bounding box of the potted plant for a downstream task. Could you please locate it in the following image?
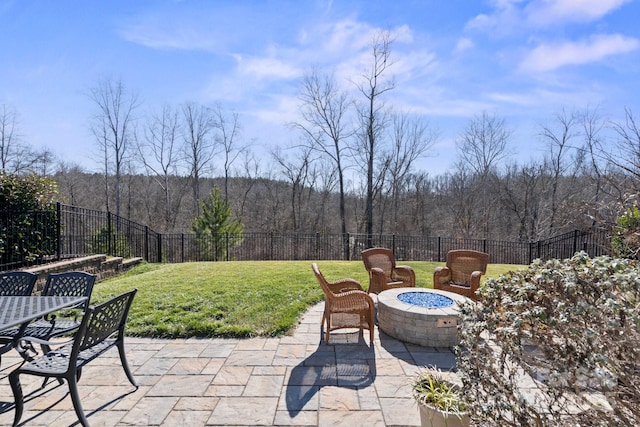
[410,368,470,427]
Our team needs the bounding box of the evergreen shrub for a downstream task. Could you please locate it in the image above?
[458,252,640,426]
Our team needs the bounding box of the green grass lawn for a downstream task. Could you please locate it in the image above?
[92,260,521,339]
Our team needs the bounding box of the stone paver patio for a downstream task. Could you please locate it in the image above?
[0,302,459,426]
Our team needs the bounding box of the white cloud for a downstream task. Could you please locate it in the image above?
[236,56,302,81]
[409,98,497,118]
[526,0,633,26]
[465,0,524,34]
[467,0,632,34]
[519,33,639,72]
[455,37,475,52]
[252,95,300,125]
[485,87,595,108]
[487,91,540,106]
[321,19,373,54]
[318,19,413,62]
[392,25,414,44]
[393,50,438,83]
[117,10,232,53]
[120,24,219,51]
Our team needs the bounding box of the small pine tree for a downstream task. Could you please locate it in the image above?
[192,186,244,260]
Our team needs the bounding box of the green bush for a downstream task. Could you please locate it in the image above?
[458,252,640,426]
[0,173,59,265]
[612,204,640,259]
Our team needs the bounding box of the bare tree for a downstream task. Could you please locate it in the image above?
[0,104,20,173]
[210,104,246,202]
[587,108,640,234]
[0,104,40,174]
[577,107,612,230]
[444,170,477,238]
[182,102,216,216]
[456,111,511,237]
[236,151,263,222]
[92,121,111,211]
[538,109,583,237]
[31,148,57,177]
[88,78,139,217]
[607,108,640,190]
[387,112,438,231]
[406,171,435,235]
[354,31,395,246]
[498,161,545,241]
[457,112,510,176]
[54,162,87,206]
[292,69,354,257]
[137,104,185,232]
[272,146,315,232]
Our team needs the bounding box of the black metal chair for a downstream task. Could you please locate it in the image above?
[0,271,38,296]
[9,289,138,427]
[0,272,39,363]
[0,271,96,361]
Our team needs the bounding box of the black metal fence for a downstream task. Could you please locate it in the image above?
[1,203,613,271]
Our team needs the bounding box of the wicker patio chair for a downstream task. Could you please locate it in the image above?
[433,250,489,301]
[9,289,138,427]
[312,263,375,344]
[0,271,38,296]
[0,271,96,361]
[361,247,416,294]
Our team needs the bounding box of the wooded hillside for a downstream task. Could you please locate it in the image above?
[51,165,629,243]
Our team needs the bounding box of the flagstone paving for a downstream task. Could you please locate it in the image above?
[0,302,459,426]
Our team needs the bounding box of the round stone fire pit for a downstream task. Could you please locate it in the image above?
[377,288,469,347]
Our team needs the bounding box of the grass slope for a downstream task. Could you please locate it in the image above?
[92,260,519,338]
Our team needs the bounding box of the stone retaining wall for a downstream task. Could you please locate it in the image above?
[24,255,144,293]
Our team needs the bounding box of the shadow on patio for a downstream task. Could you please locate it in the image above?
[285,330,376,417]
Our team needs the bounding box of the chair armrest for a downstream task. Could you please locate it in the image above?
[393,265,415,287]
[15,335,74,357]
[469,270,484,292]
[368,268,388,294]
[433,266,451,285]
[327,278,364,294]
[20,336,74,348]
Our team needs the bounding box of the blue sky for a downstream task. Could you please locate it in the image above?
[1,0,639,176]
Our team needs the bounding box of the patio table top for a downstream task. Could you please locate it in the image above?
[0,296,87,332]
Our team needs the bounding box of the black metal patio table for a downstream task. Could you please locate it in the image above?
[0,296,87,361]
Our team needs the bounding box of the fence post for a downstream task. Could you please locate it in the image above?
[226,232,229,261]
[270,232,274,260]
[392,234,396,254]
[107,211,112,256]
[346,233,350,260]
[144,226,149,261]
[56,202,61,261]
[573,229,579,255]
[157,233,163,263]
[316,232,320,259]
[437,236,441,262]
[181,233,185,263]
[483,239,487,253]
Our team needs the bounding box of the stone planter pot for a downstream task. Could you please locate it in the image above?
[417,401,470,427]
